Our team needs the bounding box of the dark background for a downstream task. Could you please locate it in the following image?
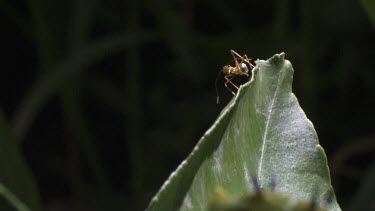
[1,0,374,210]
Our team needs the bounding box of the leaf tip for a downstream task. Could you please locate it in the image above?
[268,52,286,65]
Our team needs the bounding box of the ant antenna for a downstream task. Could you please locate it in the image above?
[215,70,223,104]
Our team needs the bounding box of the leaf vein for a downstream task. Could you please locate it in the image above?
[257,70,282,186]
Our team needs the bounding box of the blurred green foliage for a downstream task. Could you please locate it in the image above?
[0,0,374,210]
[0,111,39,211]
[361,0,375,27]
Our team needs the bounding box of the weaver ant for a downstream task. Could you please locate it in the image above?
[215,50,255,104]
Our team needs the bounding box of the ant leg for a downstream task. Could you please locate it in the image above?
[226,75,239,89]
[230,50,244,70]
[231,50,254,70]
[224,80,236,95]
[231,50,253,75]
[230,50,243,60]
[230,50,243,69]
[243,54,255,68]
[224,75,238,95]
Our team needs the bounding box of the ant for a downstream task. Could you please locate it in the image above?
[215,50,255,104]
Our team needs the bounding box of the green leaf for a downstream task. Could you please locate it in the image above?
[0,111,41,211]
[147,53,341,211]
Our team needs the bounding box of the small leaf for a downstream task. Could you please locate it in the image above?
[147,53,341,211]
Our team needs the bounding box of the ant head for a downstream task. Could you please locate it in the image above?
[240,63,249,74]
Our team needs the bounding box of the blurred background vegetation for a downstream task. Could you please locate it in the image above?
[0,0,374,210]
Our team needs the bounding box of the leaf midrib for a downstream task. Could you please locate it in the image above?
[257,66,282,187]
